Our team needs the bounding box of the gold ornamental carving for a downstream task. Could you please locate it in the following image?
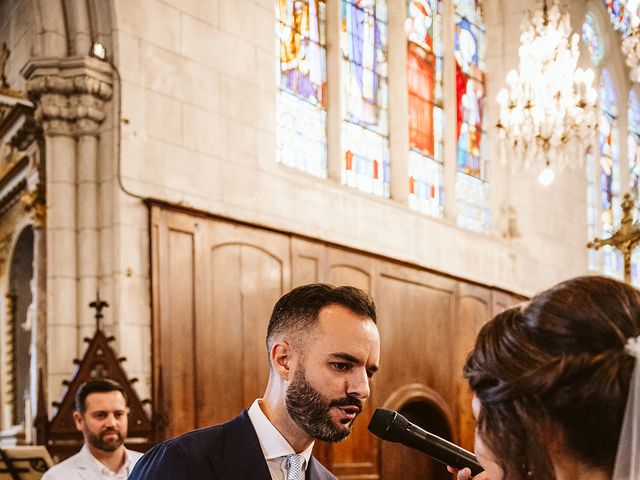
[0,43,9,89]
[20,190,45,228]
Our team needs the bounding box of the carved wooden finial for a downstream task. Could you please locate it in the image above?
[0,43,9,89]
[89,290,109,332]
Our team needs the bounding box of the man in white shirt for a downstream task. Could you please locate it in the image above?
[130,283,381,480]
[43,378,143,479]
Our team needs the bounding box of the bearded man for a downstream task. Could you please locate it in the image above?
[43,379,143,479]
[130,283,381,480]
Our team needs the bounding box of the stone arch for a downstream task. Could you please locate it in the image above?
[5,224,34,428]
[27,0,116,59]
[380,383,456,480]
[583,0,632,111]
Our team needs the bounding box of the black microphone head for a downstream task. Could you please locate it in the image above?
[368,408,410,443]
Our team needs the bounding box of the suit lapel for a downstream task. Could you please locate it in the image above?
[207,410,272,480]
[307,456,333,480]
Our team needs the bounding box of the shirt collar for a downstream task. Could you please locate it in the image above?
[82,444,132,476]
[247,399,314,464]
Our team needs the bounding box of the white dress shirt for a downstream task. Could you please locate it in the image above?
[41,444,143,480]
[247,399,315,480]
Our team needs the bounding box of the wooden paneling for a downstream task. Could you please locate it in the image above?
[325,247,376,479]
[151,208,199,439]
[151,205,526,479]
[455,283,491,451]
[151,209,290,439]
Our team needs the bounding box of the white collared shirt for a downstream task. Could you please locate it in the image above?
[247,399,314,480]
[41,444,143,480]
[88,446,132,479]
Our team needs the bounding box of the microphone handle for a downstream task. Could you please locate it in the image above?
[404,423,484,475]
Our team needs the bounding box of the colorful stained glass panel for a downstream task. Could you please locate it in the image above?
[340,0,390,197]
[276,0,328,177]
[276,92,327,177]
[277,0,327,104]
[454,0,489,231]
[582,13,604,65]
[406,0,443,217]
[599,71,623,277]
[604,0,636,35]
[456,172,490,232]
[342,121,390,196]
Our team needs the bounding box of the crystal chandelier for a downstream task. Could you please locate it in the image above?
[496,0,598,185]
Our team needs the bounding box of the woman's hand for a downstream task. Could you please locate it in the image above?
[446,466,490,479]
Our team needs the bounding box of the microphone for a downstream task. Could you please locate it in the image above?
[368,407,483,476]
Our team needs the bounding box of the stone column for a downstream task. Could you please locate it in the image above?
[25,75,77,405]
[387,0,409,205]
[325,0,342,182]
[73,74,112,342]
[21,57,113,405]
[442,0,458,222]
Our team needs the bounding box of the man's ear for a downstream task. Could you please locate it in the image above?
[72,411,84,432]
[270,340,295,381]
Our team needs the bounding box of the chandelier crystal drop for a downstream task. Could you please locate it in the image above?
[496,0,598,180]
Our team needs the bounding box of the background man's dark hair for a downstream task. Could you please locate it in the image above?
[266,283,377,351]
[75,378,127,413]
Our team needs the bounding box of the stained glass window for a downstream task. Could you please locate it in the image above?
[276,0,328,178]
[629,90,640,198]
[454,0,489,231]
[586,152,599,271]
[341,0,390,197]
[582,13,604,65]
[599,70,623,278]
[604,0,634,35]
[406,0,444,217]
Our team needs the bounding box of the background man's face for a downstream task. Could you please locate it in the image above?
[286,304,380,442]
[73,391,129,452]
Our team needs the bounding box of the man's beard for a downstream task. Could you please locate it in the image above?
[85,428,125,452]
[285,365,363,442]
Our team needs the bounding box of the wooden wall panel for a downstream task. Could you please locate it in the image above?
[151,208,200,439]
[375,266,457,480]
[325,248,376,479]
[151,205,528,478]
[375,268,457,405]
[196,220,290,428]
[197,244,244,426]
[152,209,291,439]
[455,283,491,451]
[291,238,325,286]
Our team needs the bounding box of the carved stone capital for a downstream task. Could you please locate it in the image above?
[21,57,113,138]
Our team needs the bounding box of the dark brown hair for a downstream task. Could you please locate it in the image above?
[75,378,127,413]
[266,283,377,351]
[464,275,640,479]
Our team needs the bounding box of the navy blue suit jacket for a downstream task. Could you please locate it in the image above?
[129,410,337,479]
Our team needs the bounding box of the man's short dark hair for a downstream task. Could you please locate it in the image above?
[75,378,127,413]
[266,283,377,351]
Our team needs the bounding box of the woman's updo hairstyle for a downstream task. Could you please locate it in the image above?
[464,275,640,480]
